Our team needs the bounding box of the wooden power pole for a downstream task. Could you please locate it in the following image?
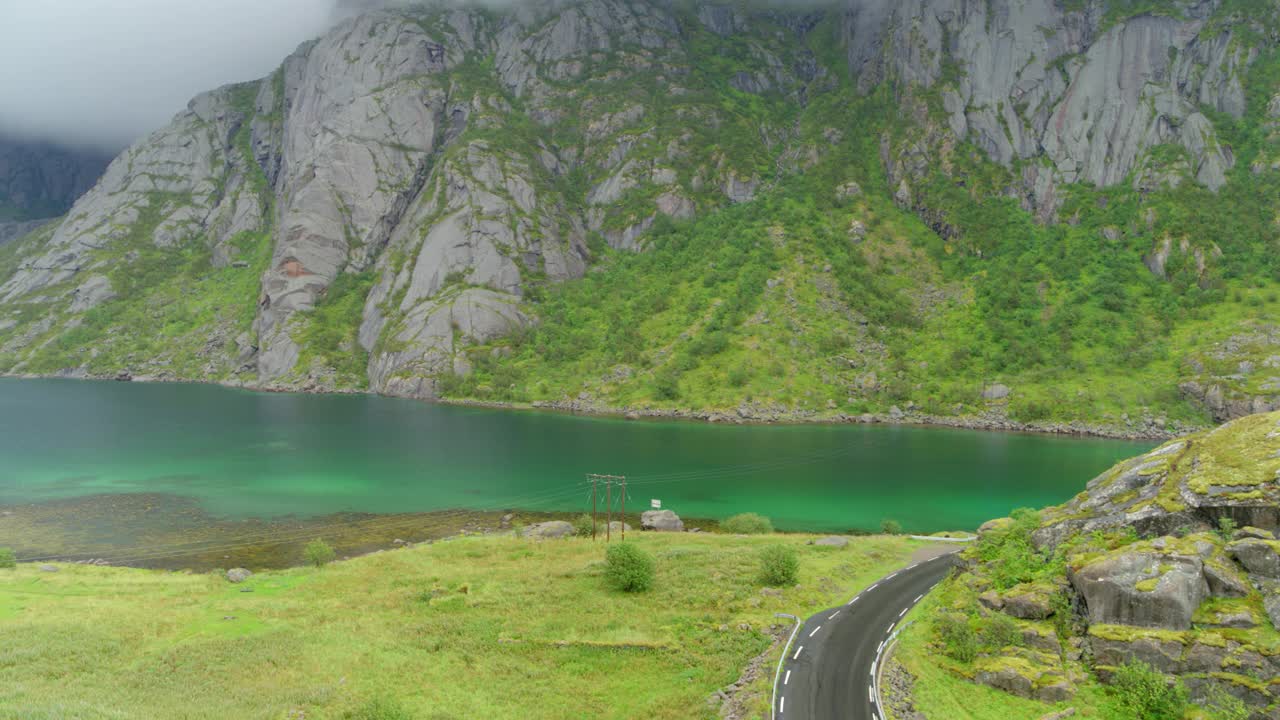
[586,474,627,542]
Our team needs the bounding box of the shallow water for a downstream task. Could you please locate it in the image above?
[0,378,1153,534]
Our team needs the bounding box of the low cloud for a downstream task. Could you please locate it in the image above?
[0,0,343,152]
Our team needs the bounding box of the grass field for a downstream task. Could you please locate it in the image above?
[0,532,926,719]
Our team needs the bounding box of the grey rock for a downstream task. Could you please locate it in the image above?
[38,564,58,573]
[1068,552,1208,630]
[226,568,253,583]
[1226,540,1280,579]
[641,509,684,532]
[1204,561,1251,598]
[524,521,575,539]
[982,384,1011,401]
[812,536,849,547]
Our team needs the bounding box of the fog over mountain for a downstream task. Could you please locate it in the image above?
[0,0,345,152]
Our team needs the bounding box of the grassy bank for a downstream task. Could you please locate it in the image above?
[0,532,926,719]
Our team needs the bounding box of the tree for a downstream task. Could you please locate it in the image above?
[304,539,336,568]
[880,519,903,535]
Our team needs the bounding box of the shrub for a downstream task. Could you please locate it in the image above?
[1111,661,1188,720]
[604,543,655,592]
[978,613,1021,651]
[0,547,14,569]
[1203,684,1250,720]
[938,613,977,663]
[304,539,336,568]
[344,697,412,720]
[722,513,773,534]
[880,519,903,535]
[573,513,596,537]
[1217,516,1237,542]
[758,544,799,586]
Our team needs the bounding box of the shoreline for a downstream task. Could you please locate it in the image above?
[2,369,1190,441]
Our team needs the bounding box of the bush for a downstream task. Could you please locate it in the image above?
[1217,516,1237,542]
[604,543,655,592]
[0,547,14,569]
[304,539,336,568]
[722,513,773,534]
[978,613,1021,651]
[344,697,412,720]
[938,613,977,663]
[880,519,903,535]
[758,544,799,586]
[1111,661,1188,720]
[573,513,596,538]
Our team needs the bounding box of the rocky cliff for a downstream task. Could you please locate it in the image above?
[929,411,1280,716]
[0,0,1278,431]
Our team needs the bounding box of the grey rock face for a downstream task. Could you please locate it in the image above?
[0,136,109,219]
[981,384,1011,401]
[641,509,684,532]
[1068,552,1208,630]
[854,0,1246,215]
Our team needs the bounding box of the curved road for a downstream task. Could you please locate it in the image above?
[777,550,960,720]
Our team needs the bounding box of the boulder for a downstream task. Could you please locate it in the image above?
[1204,561,1252,598]
[37,564,58,573]
[499,513,514,530]
[524,521,574,539]
[1257,578,1280,629]
[1001,585,1056,620]
[812,536,849,548]
[641,509,684,532]
[1234,526,1276,541]
[1226,540,1280,578]
[605,521,633,534]
[226,568,252,583]
[1069,552,1208,629]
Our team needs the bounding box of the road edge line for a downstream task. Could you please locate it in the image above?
[771,612,802,720]
[874,621,911,719]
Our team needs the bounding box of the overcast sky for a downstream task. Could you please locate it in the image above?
[0,0,346,152]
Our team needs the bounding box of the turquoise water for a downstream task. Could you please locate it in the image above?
[0,378,1154,532]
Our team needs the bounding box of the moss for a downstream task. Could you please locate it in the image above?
[1135,577,1160,592]
[1088,624,1190,645]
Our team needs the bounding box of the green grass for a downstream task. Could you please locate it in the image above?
[0,532,926,719]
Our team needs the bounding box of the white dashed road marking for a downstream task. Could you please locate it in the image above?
[899,608,908,617]
[915,594,924,602]
[793,645,804,660]
[829,610,840,619]
[868,686,875,703]
[784,670,791,685]
[809,626,822,637]
[780,696,785,713]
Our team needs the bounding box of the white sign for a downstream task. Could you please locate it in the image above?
[650,499,661,509]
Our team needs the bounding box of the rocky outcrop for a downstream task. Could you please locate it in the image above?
[641,509,684,532]
[523,520,575,539]
[853,0,1252,216]
[1069,552,1208,629]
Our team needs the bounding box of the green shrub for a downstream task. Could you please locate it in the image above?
[1111,661,1188,720]
[758,544,799,586]
[937,613,977,663]
[573,513,596,537]
[722,513,773,534]
[1217,516,1238,542]
[604,543,655,592]
[344,697,413,720]
[978,613,1021,651]
[0,547,14,569]
[1203,684,1251,720]
[880,519,903,535]
[974,507,1060,590]
[304,539,336,568]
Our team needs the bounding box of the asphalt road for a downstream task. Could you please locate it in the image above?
[776,550,960,720]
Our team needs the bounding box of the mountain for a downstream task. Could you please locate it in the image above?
[905,410,1280,716]
[1,0,1278,436]
[0,136,110,244]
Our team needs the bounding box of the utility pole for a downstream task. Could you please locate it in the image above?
[586,474,627,541]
